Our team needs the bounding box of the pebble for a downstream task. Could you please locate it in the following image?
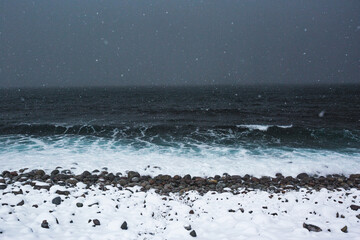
[93,219,100,226]
[303,223,322,232]
[52,197,61,205]
[41,220,49,229]
[121,221,128,230]
[350,205,360,211]
[184,225,192,231]
[190,230,197,237]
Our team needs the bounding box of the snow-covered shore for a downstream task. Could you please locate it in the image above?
[1,170,359,240]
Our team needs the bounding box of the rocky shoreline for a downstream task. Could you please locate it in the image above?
[1,168,359,195]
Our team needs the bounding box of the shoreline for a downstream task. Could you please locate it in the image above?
[1,169,359,195]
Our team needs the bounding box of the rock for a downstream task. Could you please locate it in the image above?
[208,179,217,184]
[55,190,70,196]
[0,184,6,190]
[190,230,197,237]
[12,189,23,195]
[17,200,24,206]
[41,220,49,229]
[303,223,322,232]
[131,177,139,183]
[183,174,191,180]
[81,171,91,178]
[66,178,78,185]
[50,170,59,176]
[127,171,140,180]
[341,225,348,233]
[119,179,127,186]
[76,202,83,208]
[35,170,45,176]
[356,214,360,219]
[184,225,192,231]
[157,175,171,181]
[93,219,100,226]
[189,210,194,214]
[121,221,128,230]
[297,173,309,179]
[52,196,61,205]
[350,204,360,211]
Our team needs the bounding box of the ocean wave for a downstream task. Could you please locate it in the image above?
[0,123,359,149]
[0,134,359,177]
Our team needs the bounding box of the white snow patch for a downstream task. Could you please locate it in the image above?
[0,184,359,239]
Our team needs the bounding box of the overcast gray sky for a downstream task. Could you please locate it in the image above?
[0,0,359,87]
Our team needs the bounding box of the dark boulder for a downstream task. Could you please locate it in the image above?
[350,205,360,211]
[17,200,24,206]
[190,230,197,237]
[121,221,128,230]
[297,173,309,179]
[127,171,140,180]
[55,190,70,196]
[93,219,100,226]
[52,196,61,205]
[303,223,322,232]
[41,220,49,229]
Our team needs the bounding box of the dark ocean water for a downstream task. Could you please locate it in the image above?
[0,85,359,176]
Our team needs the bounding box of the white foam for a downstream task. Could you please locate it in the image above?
[236,124,293,131]
[0,136,359,177]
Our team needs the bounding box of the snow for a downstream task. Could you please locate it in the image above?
[0,182,359,240]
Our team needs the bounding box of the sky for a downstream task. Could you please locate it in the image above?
[0,0,359,87]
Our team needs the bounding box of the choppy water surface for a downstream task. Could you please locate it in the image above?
[0,85,359,176]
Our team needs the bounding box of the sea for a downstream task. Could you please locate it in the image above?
[0,85,359,177]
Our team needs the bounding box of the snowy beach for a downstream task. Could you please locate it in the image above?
[0,169,359,240]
